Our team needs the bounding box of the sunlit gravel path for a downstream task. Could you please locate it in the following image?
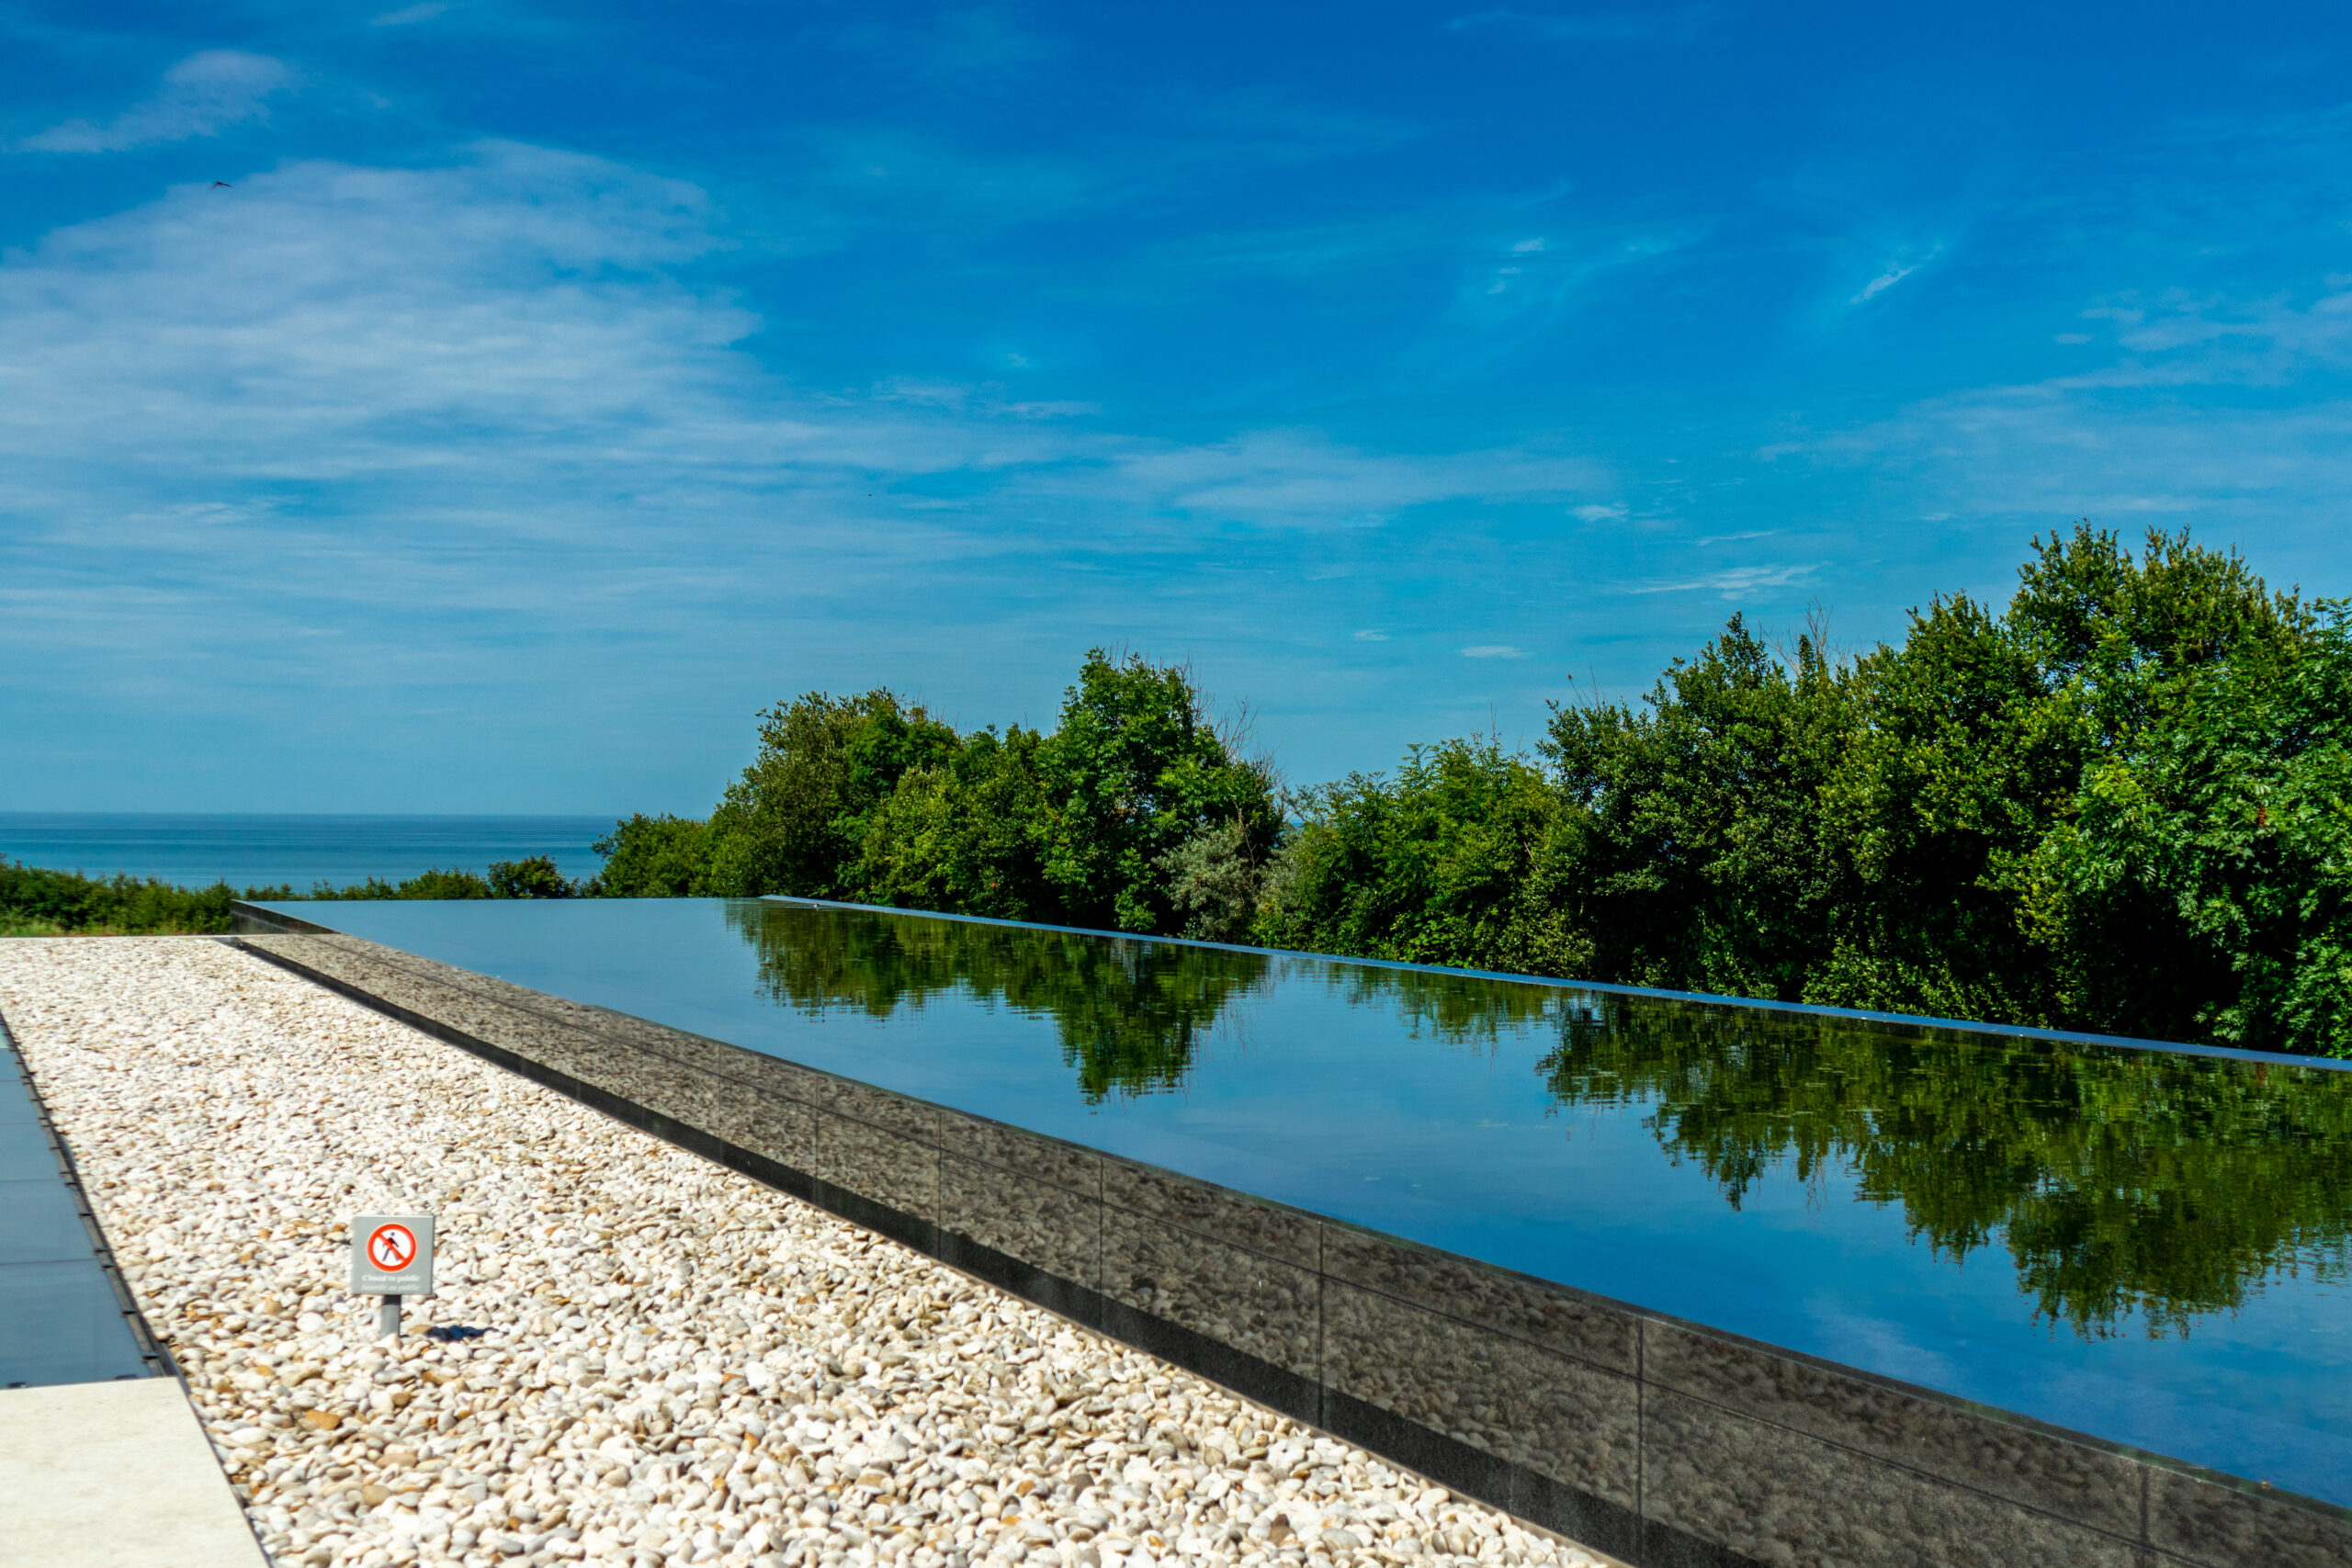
[0,937,1612,1568]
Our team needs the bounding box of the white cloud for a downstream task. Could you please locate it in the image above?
[1631,564,1823,599]
[0,143,1035,650]
[1849,243,1943,307]
[19,51,292,154]
[371,2,452,24]
[1572,502,1626,521]
[1786,277,2352,543]
[0,142,1613,711]
[1066,431,1599,528]
[1460,644,1528,659]
[1353,629,1390,641]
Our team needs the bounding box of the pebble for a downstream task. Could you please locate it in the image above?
[0,937,1618,1568]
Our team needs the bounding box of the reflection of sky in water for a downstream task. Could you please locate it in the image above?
[264,897,2352,1505]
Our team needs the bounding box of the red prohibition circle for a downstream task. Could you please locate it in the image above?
[367,1223,418,1272]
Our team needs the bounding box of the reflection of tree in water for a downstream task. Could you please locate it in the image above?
[1536,997,2352,1336]
[727,901,1272,1100]
[1322,963,1558,1048]
[732,902,2352,1337]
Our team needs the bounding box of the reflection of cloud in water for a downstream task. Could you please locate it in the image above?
[1802,1295,1962,1394]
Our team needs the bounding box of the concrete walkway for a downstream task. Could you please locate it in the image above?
[0,1375,269,1568]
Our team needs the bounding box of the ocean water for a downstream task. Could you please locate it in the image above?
[0,813,616,891]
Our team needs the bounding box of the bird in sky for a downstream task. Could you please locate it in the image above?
[211,180,232,188]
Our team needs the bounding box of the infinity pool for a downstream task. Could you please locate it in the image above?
[261,896,2352,1505]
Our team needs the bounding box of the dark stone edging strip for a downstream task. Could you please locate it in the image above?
[220,918,2352,1568]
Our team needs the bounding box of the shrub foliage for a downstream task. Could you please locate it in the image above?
[13,528,2349,1055]
[628,528,2352,1055]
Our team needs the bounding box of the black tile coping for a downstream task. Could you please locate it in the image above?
[224,908,2352,1568]
[0,1007,177,1390]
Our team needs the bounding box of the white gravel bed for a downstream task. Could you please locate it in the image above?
[0,938,1615,1568]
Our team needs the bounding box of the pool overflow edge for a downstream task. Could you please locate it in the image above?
[222,906,2352,1568]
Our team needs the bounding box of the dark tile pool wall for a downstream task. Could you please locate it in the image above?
[225,913,2352,1568]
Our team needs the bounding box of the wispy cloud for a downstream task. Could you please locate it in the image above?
[371,2,452,26]
[0,143,1615,790]
[1782,272,2352,539]
[1631,564,1824,599]
[1052,431,1600,529]
[19,51,293,153]
[1850,243,1945,306]
[1446,6,1719,45]
[1460,644,1529,659]
[1139,191,1688,335]
[1353,629,1390,641]
[1423,227,1695,373]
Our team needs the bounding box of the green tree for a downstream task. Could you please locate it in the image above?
[701,690,963,898]
[2020,615,2352,1054]
[1255,737,1585,976]
[595,652,1279,933]
[1032,650,1282,933]
[855,726,1055,920]
[1812,525,2317,1027]
[590,815,713,897]
[487,855,575,898]
[1544,614,1854,999]
[1805,591,2070,1022]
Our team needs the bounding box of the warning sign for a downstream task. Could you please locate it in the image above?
[368,1223,417,1270]
[350,1213,435,1296]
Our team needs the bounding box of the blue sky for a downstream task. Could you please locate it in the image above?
[6,1,2351,814]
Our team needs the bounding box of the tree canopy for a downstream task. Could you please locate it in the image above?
[28,525,2339,1056]
[1261,525,2350,1056]
[598,649,1283,938]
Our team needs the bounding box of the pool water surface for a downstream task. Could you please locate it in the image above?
[258,896,2352,1505]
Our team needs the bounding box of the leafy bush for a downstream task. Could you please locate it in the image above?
[685,649,1282,933]
[0,862,292,935]
[488,855,575,898]
[21,526,2346,1055]
[1250,525,2352,1054]
[589,815,712,897]
[1254,738,1584,976]
[307,868,495,900]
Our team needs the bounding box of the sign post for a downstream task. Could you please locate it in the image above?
[350,1214,435,1339]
